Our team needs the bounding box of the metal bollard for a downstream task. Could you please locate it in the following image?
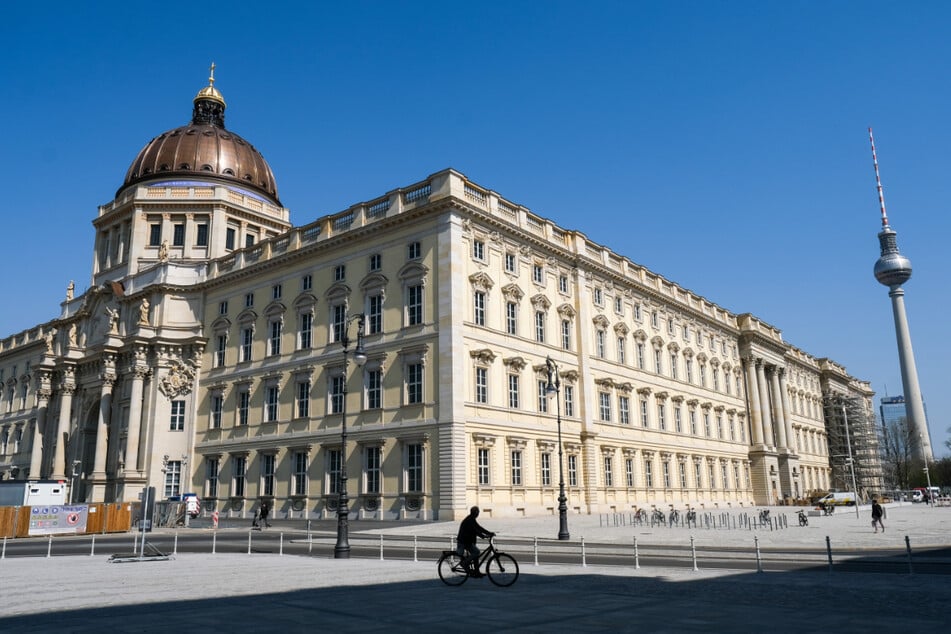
[533,536,539,566]
[581,537,587,567]
[1,536,6,559]
[47,534,52,558]
[90,535,96,557]
[174,533,178,555]
[633,537,640,570]
[379,533,384,561]
[280,533,284,556]
[690,536,698,571]
[754,536,762,573]
[414,535,418,563]
[905,535,913,575]
[212,530,217,554]
[825,535,833,575]
[248,530,252,555]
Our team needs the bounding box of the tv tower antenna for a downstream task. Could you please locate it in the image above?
[869,127,889,228]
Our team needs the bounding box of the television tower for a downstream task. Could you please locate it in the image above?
[869,128,933,461]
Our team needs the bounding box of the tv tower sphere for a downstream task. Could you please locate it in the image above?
[874,227,912,288]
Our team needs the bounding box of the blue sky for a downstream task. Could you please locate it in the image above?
[1,1,949,455]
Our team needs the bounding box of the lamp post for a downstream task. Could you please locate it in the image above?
[920,434,934,509]
[69,460,81,504]
[545,356,570,540]
[334,312,367,559]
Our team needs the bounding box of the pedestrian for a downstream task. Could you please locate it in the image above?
[259,499,271,529]
[871,499,885,533]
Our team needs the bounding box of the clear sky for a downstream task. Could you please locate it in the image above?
[1,1,948,455]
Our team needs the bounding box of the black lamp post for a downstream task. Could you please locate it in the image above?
[545,356,570,540]
[334,312,367,559]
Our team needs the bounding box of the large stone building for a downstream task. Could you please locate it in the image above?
[0,73,882,520]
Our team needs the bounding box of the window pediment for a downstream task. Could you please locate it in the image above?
[501,283,523,302]
[530,294,551,310]
[556,303,576,319]
[469,271,494,292]
[325,282,351,301]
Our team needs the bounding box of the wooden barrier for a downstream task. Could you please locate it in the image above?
[0,502,136,538]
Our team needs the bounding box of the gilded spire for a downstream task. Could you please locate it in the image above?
[192,62,226,127]
[194,61,226,108]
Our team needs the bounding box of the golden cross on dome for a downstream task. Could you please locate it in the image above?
[209,62,216,86]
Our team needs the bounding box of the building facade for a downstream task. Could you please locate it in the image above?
[0,75,882,520]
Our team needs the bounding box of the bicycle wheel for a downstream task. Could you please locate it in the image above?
[438,553,468,586]
[486,553,519,587]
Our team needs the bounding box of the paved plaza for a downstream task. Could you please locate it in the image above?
[1,502,949,633]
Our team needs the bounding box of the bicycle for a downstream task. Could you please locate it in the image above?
[438,535,520,587]
[668,509,680,526]
[633,508,648,525]
[651,509,666,526]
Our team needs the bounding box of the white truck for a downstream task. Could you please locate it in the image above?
[0,480,68,507]
[816,491,856,507]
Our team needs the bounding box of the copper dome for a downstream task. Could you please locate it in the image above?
[120,68,280,204]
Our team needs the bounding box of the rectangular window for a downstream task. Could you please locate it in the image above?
[474,292,486,326]
[225,227,236,250]
[729,415,736,441]
[651,311,658,328]
[366,446,381,494]
[408,241,421,260]
[532,264,544,284]
[619,396,630,424]
[675,406,683,433]
[369,253,382,271]
[368,294,383,334]
[685,358,693,383]
[703,412,711,437]
[149,224,162,247]
[296,381,310,418]
[636,343,645,369]
[722,463,729,490]
[596,330,605,358]
[713,368,720,391]
[568,454,578,487]
[328,449,341,494]
[709,463,716,489]
[559,275,568,294]
[211,394,223,429]
[654,348,662,374]
[272,284,282,300]
[537,380,548,413]
[215,334,226,367]
[508,374,519,409]
[330,375,345,414]
[407,363,423,404]
[657,402,666,430]
[219,301,228,316]
[644,459,653,488]
[302,274,313,291]
[617,338,626,364]
[541,453,552,486]
[265,386,279,422]
[504,301,516,334]
[240,327,253,362]
[640,399,649,427]
[262,454,275,497]
[594,288,603,305]
[475,367,488,404]
[170,400,185,431]
[716,414,723,439]
[633,304,641,321]
[331,304,346,343]
[535,311,545,343]
[407,285,423,325]
[233,456,247,497]
[173,223,185,246]
[333,264,346,282]
[699,364,706,387]
[206,458,219,498]
[663,461,671,488]
[478,448,490,485]
[604,456,614,487]
[625,458,634,487]
[366,369,382,409]
[615,297,623,314]
[472,239,485,260]
[268,320,282,356]
[407,444,423,491]
[561,320,571,350]
[670,353,678,379]
[299,312,313,349]
[680,462,688,488]
[599,392,611,422]
[505,252,516,273]
[511,450,522,486]
[164,460,182,498]
[196,223,209,247]
[238,390,250,426]
[245,292,254,308]
[695,461,703,488]
[564,385,574,417]
[245,232,256,248]
[689,409,697,435]
[293,452,308,496]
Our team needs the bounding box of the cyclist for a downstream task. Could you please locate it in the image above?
[456,506,495,577]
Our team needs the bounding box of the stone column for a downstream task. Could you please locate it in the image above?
[768,367,787,449]
[91,377,115,481]
[50,381,76,482]
[124,367,148,476]
[756,360,773,447]
[743,357,764,445]
[778,368,795,453]
[29,388,51,478]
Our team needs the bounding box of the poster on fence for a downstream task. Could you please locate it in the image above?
[29,505,89,536]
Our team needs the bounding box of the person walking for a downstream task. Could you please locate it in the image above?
[259,499,271,529]
[871,499,885,533]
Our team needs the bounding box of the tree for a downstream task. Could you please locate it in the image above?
[880,416,917,490]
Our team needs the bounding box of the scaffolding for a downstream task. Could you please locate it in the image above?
[822,394,884,501]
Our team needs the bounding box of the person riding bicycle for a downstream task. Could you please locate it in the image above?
[457,506,495,578]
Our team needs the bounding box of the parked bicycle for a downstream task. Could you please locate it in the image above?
[633,508,648,525]
[798,510,808,527]
[759,509,771,524]
[668,509,680,525]
[651,508,666,525]
[685,509,697,526]
[438,535,519,587]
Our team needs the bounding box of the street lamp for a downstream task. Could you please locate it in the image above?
[334,312,367,559]
[544,356,570,540]
[69,460,81,504]
[920,433,934,509]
